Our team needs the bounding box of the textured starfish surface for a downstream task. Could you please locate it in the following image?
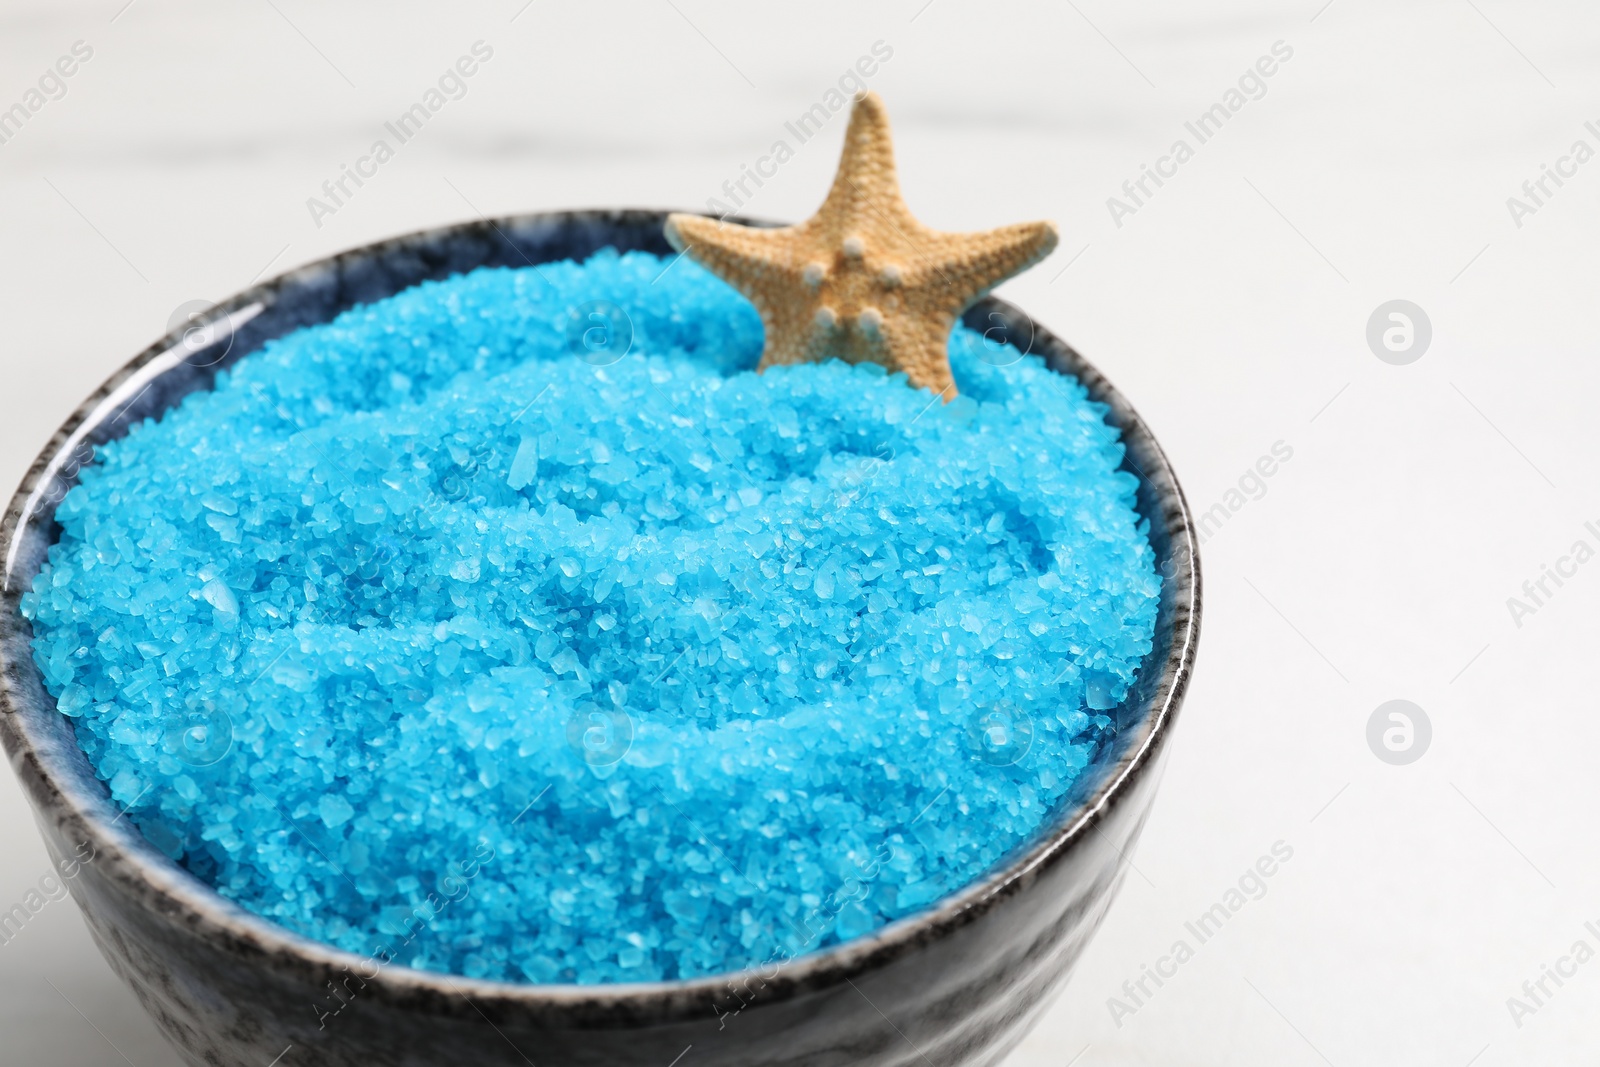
[664,92,1059,398]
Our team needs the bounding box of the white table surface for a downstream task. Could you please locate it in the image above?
[3,1,1598,1063]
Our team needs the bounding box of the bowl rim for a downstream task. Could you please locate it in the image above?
[0,208,1200,1026]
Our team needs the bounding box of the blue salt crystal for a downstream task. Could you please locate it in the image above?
[22,249,1160,984]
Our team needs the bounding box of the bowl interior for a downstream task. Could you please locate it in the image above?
[0,209,1199,1010]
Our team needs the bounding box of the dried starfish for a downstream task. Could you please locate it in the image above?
[664,92,1058,399]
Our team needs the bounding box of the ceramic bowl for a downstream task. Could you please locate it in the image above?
[0,209,1200,1067]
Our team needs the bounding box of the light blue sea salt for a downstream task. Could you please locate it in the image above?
[22,250,1161,984]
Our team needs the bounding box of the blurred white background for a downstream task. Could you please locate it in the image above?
[3,1,1599,1063]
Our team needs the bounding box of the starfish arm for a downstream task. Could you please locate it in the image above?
[754,300,827,370]
[664,214,801,293]
[909,221,1060,308]
[879,311,958,398]
[814,92,917,234]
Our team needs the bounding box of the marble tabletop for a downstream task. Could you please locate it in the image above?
[3,1,1599,1063]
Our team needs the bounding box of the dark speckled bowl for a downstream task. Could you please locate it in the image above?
[0,210,1199,1067]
